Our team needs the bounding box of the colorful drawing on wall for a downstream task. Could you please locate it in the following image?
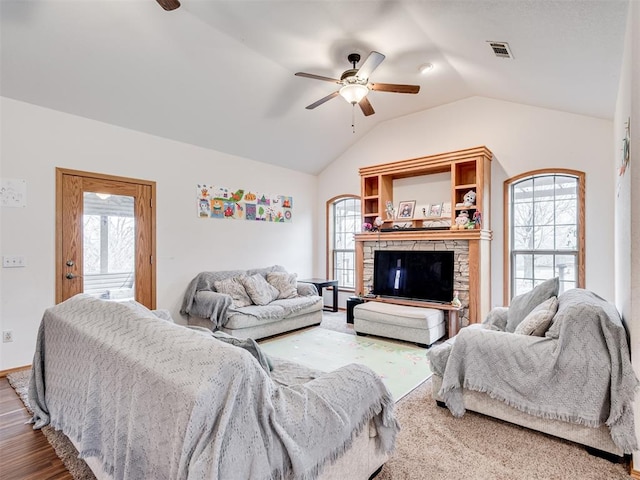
[245,203,257,220]
[198,198,211,218]
[197,184,292,223]
[210,199,224,218]
[619,117,630,177]
[243,192,258,203]
[257,194,270,206]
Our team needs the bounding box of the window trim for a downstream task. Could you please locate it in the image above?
[503,168,585,304]
[325,194,360,291]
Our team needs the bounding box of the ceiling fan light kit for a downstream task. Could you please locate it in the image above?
[339,83,369,104]
[295,50,420,118]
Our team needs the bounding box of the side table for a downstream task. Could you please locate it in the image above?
[346,296,365,324]
[298,278,339,312]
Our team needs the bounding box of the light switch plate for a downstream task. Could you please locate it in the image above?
[2,256,26,268]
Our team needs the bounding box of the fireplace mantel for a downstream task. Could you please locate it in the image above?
[354,229,492,243]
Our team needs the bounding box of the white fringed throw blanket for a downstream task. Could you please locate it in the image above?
[429,289,638,453]
[30,295,398,479]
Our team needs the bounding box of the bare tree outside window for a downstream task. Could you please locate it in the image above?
[83,193,135,300]
[508,173,583,298]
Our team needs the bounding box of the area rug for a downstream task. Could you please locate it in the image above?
[7,371,631,480]
[259,327,431,401]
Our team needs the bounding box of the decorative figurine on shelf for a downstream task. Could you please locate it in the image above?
[473,210,482,229]
[451,290,462,308]
[452,210,470,230]
[374,216,384,231]
[456,189,477,208]
[463,190,476,206]
[385,200,395,220]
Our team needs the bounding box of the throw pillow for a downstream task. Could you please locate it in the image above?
[213,276,253,308]
[506,277,559,332]
[266,272,298,299]
[514,296,558,336]
[241,273,279,306]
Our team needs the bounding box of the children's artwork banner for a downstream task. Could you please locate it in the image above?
[197,185,293,223]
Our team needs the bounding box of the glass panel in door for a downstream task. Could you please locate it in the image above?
[83,192,136,301]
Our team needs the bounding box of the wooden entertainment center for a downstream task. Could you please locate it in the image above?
[354,146,493,326]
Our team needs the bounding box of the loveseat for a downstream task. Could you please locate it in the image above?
[428,279,638,457]
[181,265,323,340]
[29,294,398,479]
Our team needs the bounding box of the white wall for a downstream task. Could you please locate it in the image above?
[318,96,614,308]
[614,0,640,469]
[0,97,317,370]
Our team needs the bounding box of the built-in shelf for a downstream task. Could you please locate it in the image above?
[360,146,492,231]
[356,146,494,324]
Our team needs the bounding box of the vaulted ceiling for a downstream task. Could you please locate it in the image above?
[0,1,629,174]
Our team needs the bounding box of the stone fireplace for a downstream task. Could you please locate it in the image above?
[355,229,491,325]
[361,238,471,326]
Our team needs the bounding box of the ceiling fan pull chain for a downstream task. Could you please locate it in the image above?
[352,104,356,134]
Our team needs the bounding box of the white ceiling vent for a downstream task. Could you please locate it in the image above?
[487,41,514,59]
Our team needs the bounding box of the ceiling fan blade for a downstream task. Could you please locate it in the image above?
[305,91,340,110]
[359,97,375,117]
[370,83,420,94]
[155,0,181,11]
[356,51,385,80]
[295,72,341,84]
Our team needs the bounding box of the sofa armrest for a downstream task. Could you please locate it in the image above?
[483,306,508,331]
[297,283,318,296]
[187,290,233,328]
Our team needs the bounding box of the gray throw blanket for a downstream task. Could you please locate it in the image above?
[29,295,398,480]
[429,289,638,453]
[180,271,241,325]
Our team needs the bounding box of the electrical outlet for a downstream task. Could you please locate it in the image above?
[3,331,13,343]
[2,256,26,268]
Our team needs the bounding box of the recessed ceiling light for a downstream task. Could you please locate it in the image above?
[418,63,434,74]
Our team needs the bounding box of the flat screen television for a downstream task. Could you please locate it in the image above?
[373,250,454,303]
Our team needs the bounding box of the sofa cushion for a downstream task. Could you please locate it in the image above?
[214,276,253,308]
[514,296,558,336]
[506,277,559,332]
[267,272,298,299]
[241,273,279,306]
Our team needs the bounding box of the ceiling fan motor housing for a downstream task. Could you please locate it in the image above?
[340,69,362,82]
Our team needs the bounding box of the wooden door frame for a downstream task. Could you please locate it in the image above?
[55,168,157,307]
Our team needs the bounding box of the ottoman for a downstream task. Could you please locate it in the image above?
[353,301,445,347]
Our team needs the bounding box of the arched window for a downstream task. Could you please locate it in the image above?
[503,169,585,302]
[326,195,361,289]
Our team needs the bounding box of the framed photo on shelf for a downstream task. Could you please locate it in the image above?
[396,200,416,219]
[441,201,452,217]
[428,203,443,217]
[417,204,430,218]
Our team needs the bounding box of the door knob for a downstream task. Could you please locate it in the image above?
[66,260,75,267]
[65,272,77,280]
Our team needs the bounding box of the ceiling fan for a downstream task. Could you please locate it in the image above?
[156,0,180,11]
[295,51,420,116]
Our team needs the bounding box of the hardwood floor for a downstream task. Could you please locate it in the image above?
[0,376,72,480]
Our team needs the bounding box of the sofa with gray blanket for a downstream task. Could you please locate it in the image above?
[428,279,638,457]
[30,294,398,480]
[181,265,323,340]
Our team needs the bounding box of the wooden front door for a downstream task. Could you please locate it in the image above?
[56,168,156,308]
